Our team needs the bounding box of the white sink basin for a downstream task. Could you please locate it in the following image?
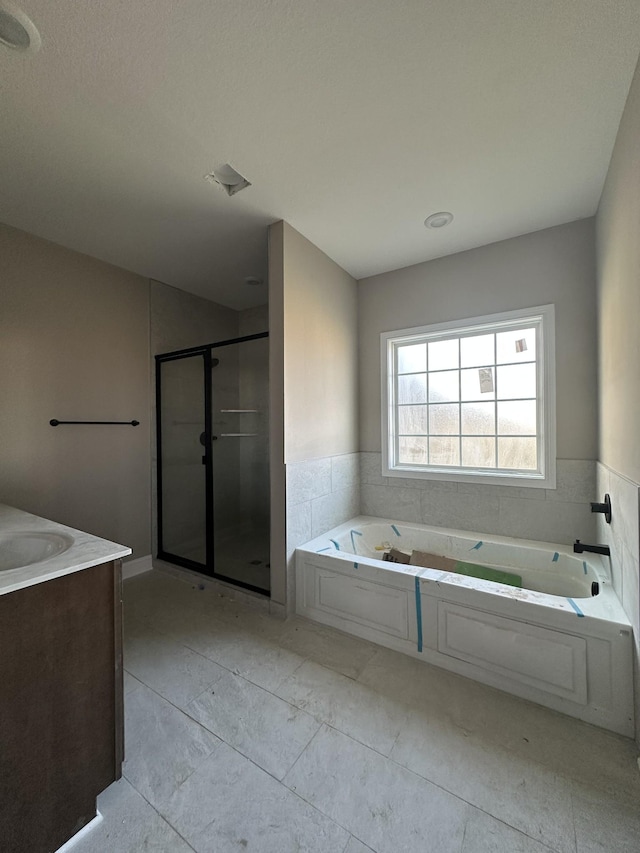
[0,531,74,572]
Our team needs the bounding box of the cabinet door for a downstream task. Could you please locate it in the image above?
[0,561,122,853]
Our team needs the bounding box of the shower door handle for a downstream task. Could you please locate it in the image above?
[201,435,218,464]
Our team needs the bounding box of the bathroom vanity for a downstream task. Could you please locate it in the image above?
[0,505,131,853]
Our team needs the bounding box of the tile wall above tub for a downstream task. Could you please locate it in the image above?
[595,462,639,743]
[285,453,361,612]
[360,453,596,547]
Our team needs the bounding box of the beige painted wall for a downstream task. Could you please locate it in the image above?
[597,58,640,484]
[282,221,359,462]
[0,222,151,557]
[268,221,359,611]
[358,219,598,461]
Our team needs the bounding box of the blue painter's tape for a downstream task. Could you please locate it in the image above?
[471,541,483,550]
[415,575,423,653]
[350,529,363,554]
[552,552,559,562]
[583,561,588,575]
[391,524,401,537]
[567,597,585,617]
[316,547,331,553]
[330,539,340,550]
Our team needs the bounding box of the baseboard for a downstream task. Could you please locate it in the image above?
[122,554,153,579]
[55,812,103,852]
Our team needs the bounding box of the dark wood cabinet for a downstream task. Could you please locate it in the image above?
[0,560,124,853]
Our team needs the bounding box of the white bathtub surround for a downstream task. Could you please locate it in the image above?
[360,453,597,546]
[286,453,360,612]
[596,463,640,743]
[296,516,634,736]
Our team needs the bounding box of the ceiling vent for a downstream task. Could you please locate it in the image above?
[204,163,251,197]
[0,2,41,52]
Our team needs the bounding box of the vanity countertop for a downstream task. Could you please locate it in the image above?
[0,504,131,596]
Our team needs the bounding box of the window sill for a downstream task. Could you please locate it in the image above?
[384,465,556,490]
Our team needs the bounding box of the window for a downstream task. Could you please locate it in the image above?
[381,305,556,488]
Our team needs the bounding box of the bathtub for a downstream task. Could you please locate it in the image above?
[296,515,634,736]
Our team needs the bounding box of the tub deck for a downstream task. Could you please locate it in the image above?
[296,516,634,737]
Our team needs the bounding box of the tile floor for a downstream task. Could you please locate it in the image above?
[73,570,640,853]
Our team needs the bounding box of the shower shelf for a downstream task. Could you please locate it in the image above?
[219,433,258,437]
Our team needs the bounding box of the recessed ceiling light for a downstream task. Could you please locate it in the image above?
[204,163,251,197]
[243,276,263,286]
[424,211,454,229]
[0,2,41,52]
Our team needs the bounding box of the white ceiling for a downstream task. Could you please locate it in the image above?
[1,1,639,310]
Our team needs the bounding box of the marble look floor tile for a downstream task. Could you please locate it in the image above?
[357,646,463,714]
[461,809,557,853]
[124,620,226,710]
[572,783,640,853]
[278,617,377,679]
[144,604,303,692]
[343,837,376,853]
[71,778,194,853]
[186,672,321,780]
[390,713,576,853]
[158,741,350,853]
[123,670,142,696]
[124,572,207,621]
[284,725,469,853]
[359,647,640,804]
[123,684,220,807]
[275,660,407,756]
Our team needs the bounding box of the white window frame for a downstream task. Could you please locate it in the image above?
[381,304,556,489]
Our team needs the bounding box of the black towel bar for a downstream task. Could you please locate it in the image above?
[50,419,140,426]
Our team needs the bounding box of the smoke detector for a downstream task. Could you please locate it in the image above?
[424,211,454,229]
[204,163,251,196]
[0,1,41,52]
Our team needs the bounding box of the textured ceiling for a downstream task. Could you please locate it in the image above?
[1,1,639,309]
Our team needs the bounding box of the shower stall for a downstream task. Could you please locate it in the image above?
[155,332,270,595]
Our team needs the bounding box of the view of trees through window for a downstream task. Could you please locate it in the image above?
[394,326,538,471]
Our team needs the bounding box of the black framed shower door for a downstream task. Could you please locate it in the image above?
[155,333,270,596]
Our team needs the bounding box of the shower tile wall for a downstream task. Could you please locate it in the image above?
[150,281,270,565]
[150,281,240,559]
[360,453,597,546]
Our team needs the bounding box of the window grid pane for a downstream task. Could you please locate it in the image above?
[391,319,542,474]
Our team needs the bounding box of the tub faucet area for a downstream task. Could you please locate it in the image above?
[573,539,611,556]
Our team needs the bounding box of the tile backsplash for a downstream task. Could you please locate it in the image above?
[596,462,640,743]
[360,452,596,546]
[285,453,360,612]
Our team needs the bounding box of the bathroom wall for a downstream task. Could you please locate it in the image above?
[595,53,640,742]
[269,221,359,612]
[0,222,151,557]
[281,222,359,463]
[357,219,598,545]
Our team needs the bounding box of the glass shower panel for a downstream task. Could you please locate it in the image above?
[211,336,270,592]
[158,352,208,568]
